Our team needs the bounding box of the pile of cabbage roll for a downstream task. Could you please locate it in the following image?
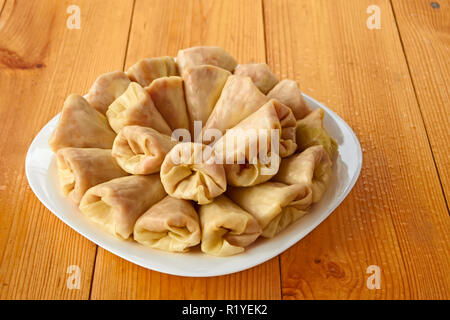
[48,46,338,257]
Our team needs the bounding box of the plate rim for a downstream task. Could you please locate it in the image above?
[25,93,362,277]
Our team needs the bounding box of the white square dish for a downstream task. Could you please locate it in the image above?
[25,94,362,277]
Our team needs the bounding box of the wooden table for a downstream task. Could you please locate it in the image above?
[0,0,448,300]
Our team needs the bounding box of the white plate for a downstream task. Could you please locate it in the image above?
[25,94,362,277]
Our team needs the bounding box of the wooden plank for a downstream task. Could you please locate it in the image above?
[0,0,134,299]
[391,0,450,203]
[91,251,281,299]
[264,0,450,299]
[123,0,267,68]
[90,0,281,300]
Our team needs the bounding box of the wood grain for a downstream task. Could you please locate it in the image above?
[0,0,6,16]
[0,0,133,299]
[264,0,450,299]
[89,0,281,300]
[391,0,450,203]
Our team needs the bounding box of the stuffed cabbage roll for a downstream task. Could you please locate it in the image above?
[79,175,166,239]
[145,76,190,131]
[267,79,311,120]
[106,82,172,135]
[296,108,338,158]
[134,196,200,252]
[216,98,296,154]
[183,65,231,134]
[56,148,128,204]
[202,75,268,143]
[112,125,178,175]
[176,46,237,75]
[199,195,261,256]
[160,142,226,204]
[251,99,297,158]
[86,71,131,115]
[234,63,279,94]
[126,56,178,87]
[49,94,116,152]
[222,159,280,188]
[227,182,312,238]
[274,145,332,203]
[213,99,298,186]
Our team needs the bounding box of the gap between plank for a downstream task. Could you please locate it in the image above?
[389,0,450,214]
[88,0,137,300]
[122,0,137,71]
[88,246,98,300]
[0,0,7,18]
[261,0,269,63]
